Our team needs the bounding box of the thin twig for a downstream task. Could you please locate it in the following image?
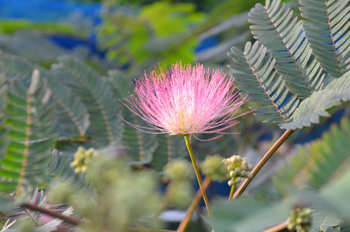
[228,182,236,201]
[232,129,294,199]
[263,220,289,232]
[20,203,81,226]
[176,177,211,232]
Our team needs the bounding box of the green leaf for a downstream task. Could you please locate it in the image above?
[228,41,300,123]
[212,196,296,232]
[280,71,350,130]
[51,56,124,146]
[107,71,157,164]
[274,117,350,191]
[0,74,57,197]
[249,0,324,98]
[151,135,187,172]
[301,0,350,77]
[0,54,90,140]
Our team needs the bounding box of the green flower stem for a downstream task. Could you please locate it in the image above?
[228,182,236,201]
[232,129,294,199]
[183,135,211,215]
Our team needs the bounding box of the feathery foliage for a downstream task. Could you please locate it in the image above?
[51,56,124,146]
[0,73,57,197]
[229,0,350,130]
[300,0,350,77]
[274,118,350,191]
[249,0,325,98]
[228,41,300,123]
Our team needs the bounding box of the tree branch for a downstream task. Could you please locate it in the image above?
[177,177,211,232]
[232,129,294,199]
[20,203,81,226]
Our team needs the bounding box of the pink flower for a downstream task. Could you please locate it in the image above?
[122,63,248,139]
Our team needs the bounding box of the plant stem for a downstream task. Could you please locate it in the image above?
[228,182,236,201]
[20,203,81,226]
[232,129,294,199]
[263,220,288,232]
[184,135,211,215]
[177,177,211,232]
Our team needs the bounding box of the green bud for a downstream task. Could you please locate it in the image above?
[241,165,247,170]
[287,208,312,232]
[170,182,194,209]
[235,167,241,173]
[240,171,246,176]
[228,179,235,186]
[48,182,71,204]
[165,159,194,182]
[230,171,236,177]
[247,164,253,171]
[200,154,228,182]
[71,146,100,174]
[227,165,234,171]
[247,173,253,179]
[236,177,241,183]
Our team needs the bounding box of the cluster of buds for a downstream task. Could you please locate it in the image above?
[164,159,194,208]
[287,208,312,232]
[200,154,227,182]
[70,147,100,173]
[164,159,194,182]
[223,155,253,186]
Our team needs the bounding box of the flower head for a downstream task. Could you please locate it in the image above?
[122,63,247,138]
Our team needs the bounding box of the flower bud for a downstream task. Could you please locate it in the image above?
[200,154,228,182]
[228,179,235,186]
[247,164,253,171]
[165,159,194,182]
[287,208,312,232]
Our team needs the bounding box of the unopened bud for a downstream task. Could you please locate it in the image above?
[228,179,235,186]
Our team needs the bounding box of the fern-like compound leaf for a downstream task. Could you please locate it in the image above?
[274,118,350,191]
[228,41,300,123]
[51,56,124,146]
[151,135,187,172]
[280,70,350,129]
[0,54,90,139]
[108,70,158,164]
[0,74,57,197]
[249,0,324,99]
[300,0,350,77]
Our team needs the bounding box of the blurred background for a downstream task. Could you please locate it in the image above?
[0,0,349,229]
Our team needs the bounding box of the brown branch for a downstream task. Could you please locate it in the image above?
[263,220,289,232]
[176,177,211,232]
[20,203,81,226]
[232,129,294,199]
